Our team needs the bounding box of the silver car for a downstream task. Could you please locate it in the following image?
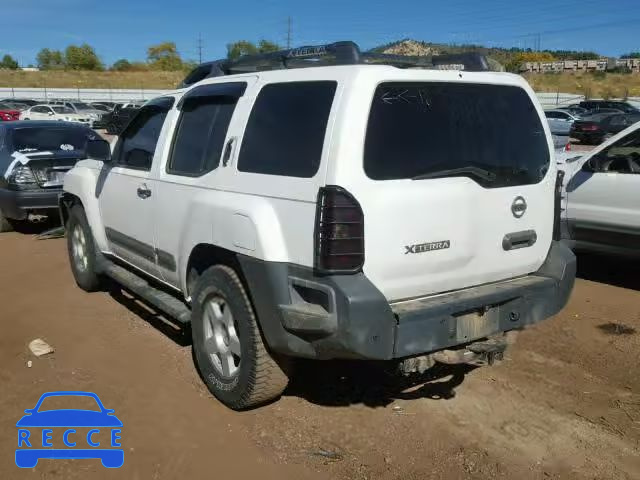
[545,109,581,135]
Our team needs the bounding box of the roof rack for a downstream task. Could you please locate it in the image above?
[178,41,491,88]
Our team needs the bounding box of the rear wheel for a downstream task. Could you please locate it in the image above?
[191,265,289,410]
[66,205,102,291]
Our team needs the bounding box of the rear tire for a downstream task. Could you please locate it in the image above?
[192,265,289,410]
[0,209,15,233]
[66,205,102,292]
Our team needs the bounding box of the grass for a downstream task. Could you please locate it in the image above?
[0,70,185,90]
[1,70,640,99]
[523,72,640,99]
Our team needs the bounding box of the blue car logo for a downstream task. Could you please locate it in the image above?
[16,391,123,468]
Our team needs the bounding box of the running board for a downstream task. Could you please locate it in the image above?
[101,261,191,324]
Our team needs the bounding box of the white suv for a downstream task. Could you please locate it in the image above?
[60,42,576,409]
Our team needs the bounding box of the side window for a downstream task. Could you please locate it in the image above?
[115,98,173,171]
[545,111,558,119]
[238,81,337,178]
[167,88,241,176]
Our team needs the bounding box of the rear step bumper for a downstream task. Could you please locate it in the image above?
[238,241,576,361]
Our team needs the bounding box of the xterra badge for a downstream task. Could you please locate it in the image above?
[405,240,451,255]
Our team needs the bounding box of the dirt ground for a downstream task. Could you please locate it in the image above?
[1,231,639,480]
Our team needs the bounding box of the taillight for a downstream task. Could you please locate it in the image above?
[564,142,571,152]
[582,124,598,131]
[553,170,565,241]
[8,164,38,190]
[314,186,364,274]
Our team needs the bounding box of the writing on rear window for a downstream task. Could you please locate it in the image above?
[364,82,550,188]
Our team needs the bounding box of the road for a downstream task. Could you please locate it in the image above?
[1,231,639,479]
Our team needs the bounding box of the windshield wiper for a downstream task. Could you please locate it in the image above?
[411,166,497,182]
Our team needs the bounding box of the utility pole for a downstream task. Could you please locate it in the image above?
[197,33,203,64]
[286,17,292,49]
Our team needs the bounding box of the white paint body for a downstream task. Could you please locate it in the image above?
[19,105,92,125]
[64,65,556,302]
[562,122,640,255]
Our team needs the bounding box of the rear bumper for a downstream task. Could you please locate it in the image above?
[239,241,576,360]
[0,187,61,220]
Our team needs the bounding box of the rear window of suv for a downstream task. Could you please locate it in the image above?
[364,82,550,188]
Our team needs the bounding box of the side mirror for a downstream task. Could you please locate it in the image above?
[48,111,54,116]
[86,138,112,162]
[582,157,599,173]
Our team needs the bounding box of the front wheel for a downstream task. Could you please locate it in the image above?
[0,208,15,233]
[66,205,102,292]
[191,265,289,410]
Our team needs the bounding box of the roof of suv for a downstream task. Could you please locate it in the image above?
[178,40,502,88]
[183,64,526,94]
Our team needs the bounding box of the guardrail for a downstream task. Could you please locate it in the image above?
[0,87,173,103]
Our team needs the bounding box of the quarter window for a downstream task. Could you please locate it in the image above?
[238,81,337,178]
[167,96,238,176]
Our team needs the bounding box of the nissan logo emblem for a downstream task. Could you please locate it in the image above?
[511,196,527,218]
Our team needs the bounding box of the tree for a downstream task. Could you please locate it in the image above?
[227,39,282,60]
[257,39,281,54]
[65,44,103,70]
[621,52,640,59]
[0,54,19,69]
[111,59,132,71]
[505,51,556,73]
[147,42,183,70]
[227,40,258,60]
[36,48,64,69]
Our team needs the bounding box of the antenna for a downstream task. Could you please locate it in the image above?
[197,33,203,64]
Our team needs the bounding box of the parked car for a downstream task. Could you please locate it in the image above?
[0,121,97,231]
[545,109,581,135]
[597,113,640,139]
[579,100,639,114]
[569,112,618,144]
[1,98,39,108]
[61,41,575,410]
[557,105,589,116]
[19,105,93,126]
[89,103,112,113]
[562,122,640,257]
[48,101,105,127]
[0,103,21,122]
[103,103,141,134]
[0,100,30,112]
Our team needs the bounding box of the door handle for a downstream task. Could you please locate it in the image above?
[222,137,236,167]
[137,184,151,199]
[503,230,537,251]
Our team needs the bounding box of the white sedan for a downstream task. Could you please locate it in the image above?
[562,122,640,257]
[19,105,92,125]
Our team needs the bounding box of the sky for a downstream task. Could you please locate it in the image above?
[2,0,640,67]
